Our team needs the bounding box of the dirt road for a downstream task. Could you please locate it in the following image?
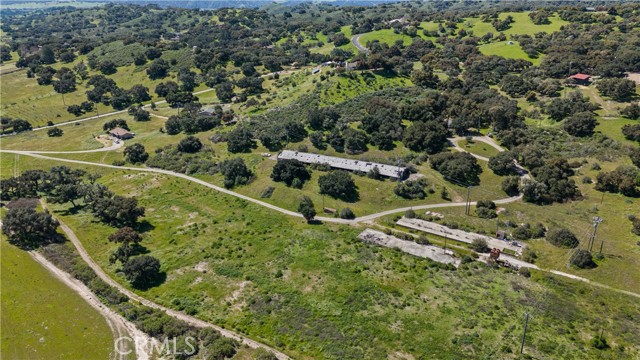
[3,150,526,225]
[49,213,291,360]
[29,251,150,360]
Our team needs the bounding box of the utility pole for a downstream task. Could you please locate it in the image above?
[520,312,530,354]
[588,216,603,252]
[465,186,471,215]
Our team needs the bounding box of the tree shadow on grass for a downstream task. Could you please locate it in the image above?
[133,271,167,291]
[134,220,155,233]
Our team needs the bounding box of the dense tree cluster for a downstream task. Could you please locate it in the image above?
[219,158,253,188]
[1,167,145,229]
[0,117,32,134]
[596,78,637,102]
[394,178,429,199]
[2,207,60,249]
[318,171,358,201]
[488,151,517,176]
[595,166,639,197]
[226,126,256,153]
[522,158,580,204]
[147,145,218,175]
[430,152,482,185]
[271,159,311,188]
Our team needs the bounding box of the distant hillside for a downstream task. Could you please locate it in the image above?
[0,0,407,10]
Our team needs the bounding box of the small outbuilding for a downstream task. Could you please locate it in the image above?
[569,73,591,85]
[109,127,134,140]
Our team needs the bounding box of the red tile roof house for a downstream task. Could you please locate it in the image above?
[568,73,591,85]
[108,127,134,140]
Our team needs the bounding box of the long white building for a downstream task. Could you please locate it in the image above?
[277,150,408,179]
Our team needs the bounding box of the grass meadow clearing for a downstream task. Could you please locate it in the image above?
[2,152,639,359]
[0,237,114,360]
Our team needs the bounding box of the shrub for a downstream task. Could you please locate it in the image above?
[570,249,596,269]
[518,267,531,277]
[394,178,428,199]
[405,209,416,218]
[297,196,316,222]
[475,200,497,219]
[177,136,203,153]
[547,228,579,248]
[47,127,63,137]
[521,247,538,263]
[339,208,355,219]
[471,238,489,253]
[590,333,609,349]
[124,143,149,164]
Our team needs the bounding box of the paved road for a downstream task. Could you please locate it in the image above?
[47,207,291,360]
[351,34,369,53]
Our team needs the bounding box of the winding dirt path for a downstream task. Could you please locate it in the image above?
[2,150,525,224]
[48,212,291,360]
[28,251,150,360]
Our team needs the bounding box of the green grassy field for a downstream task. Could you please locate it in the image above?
[464,12,570,37]
[319,71,411,106]
[0,238,114,360]
[596,117,638,146]
[358,29,412,47]
[2,152,639,359]
[478,41,543,65]
[458,139,500,158]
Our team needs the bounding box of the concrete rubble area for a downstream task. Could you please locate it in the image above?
[358,229,461,268]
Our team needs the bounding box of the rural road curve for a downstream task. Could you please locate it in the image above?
[450,136,504,162]
[351,34,369,53]
[22,139,124,154]
[47,207,292,360]
[1,150,524,224]
[4,67,312,135]
[2,87,218,134]
[29,251,150,360]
